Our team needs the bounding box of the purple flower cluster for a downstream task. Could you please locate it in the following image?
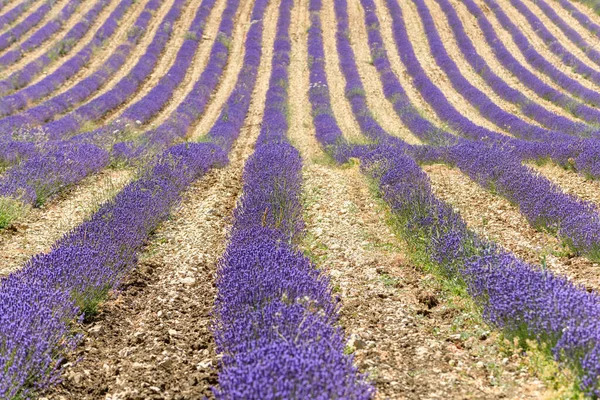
[0,142,226,398]
[213,0,373,397]
[0,0,136,112]
[0,0,83,67]
[0,0,56,52]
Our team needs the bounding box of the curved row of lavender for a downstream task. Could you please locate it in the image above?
[0,0,63,53]
[0,0,83,67]
[319,0,600,394]
[480,0,600,107]
[0,0,181,140]
[0,0,236,392]
[411,0,593,142]
[0,0,135,115]
[555,0,600,39]
[0,0,119,97]
[0,0,371,395]
[535,0,600,68]
[0,0,241,209]
[507,0,600,84]
[33,0,188,140]
[0,0,39,32]
[459,0,600,126]
[370,0,600,259]
[431,0,594,137]
[0,0,156,173]
[212,0,373,396]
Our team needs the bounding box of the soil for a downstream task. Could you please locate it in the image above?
[318,0,365,143]
[346,0,422,145]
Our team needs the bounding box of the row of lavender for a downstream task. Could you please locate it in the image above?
[212,0,372,396]
[0,0,373,395]
[0,0,243,393]
[309,0,600,394]
[0,0,242,211]
[0,0,182,205]
[0,0,178,139]
[0,0,39,32]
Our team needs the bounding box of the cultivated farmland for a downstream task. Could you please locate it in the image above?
[1,0,600,397]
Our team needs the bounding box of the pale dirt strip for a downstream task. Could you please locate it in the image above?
[346,0,422,145]
[317,0,365,143]
[188,0,255,140]
[47,0,278,397]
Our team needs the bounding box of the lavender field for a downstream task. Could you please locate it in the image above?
[1,0,600,397]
